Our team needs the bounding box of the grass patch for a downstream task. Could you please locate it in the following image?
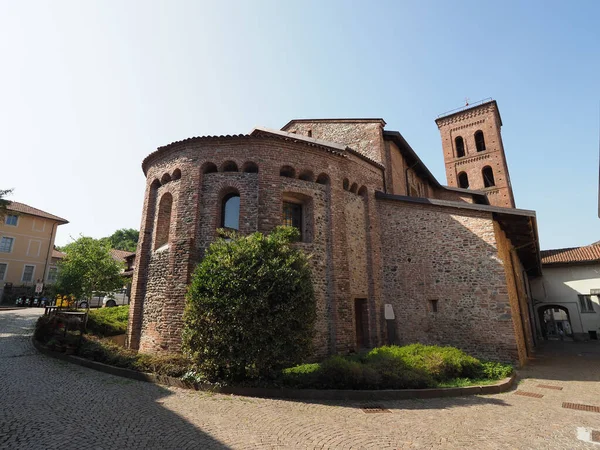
[77,335,191,377]
[86,305,129,337]
[280,344,513,390]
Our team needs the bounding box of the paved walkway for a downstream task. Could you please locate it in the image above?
[1,308,599,449]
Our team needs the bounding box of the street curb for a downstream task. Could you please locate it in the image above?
[32,338,516,400]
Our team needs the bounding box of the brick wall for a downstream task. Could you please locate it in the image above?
[436,102,516,208]
[131,135,384,356]
[377,198,521,363]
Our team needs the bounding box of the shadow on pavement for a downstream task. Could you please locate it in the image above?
[0,309,230,450]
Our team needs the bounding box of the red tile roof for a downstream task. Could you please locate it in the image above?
[540,243,600,265]
[7,201,68,224]
[52,249,66,259]
[110,249,136,262]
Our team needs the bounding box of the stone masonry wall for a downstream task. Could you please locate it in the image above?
[131,135,385,357]
[283,121,386,166]
[377,199,520,363]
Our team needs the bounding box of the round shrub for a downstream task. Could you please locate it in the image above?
[182,227,316,382]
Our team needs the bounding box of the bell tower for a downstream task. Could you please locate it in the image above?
[435,99,515,208]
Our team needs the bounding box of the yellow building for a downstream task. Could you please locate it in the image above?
[0,202,68,291]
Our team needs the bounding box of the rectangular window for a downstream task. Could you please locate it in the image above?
[282,202,303,240]
[5,215,18,226]
[0,237,14,253]
[579,295,595,313]
[0,263,7,281]
[429,299,439,313]
[22,265,35,283]
[47,267,58,283]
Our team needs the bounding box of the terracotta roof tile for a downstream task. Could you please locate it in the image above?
[7,201,68,224]
[110,249,136,262]
[540,243,600,265]
[52,249,66,259]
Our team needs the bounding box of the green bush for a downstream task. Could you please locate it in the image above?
[479,361,513,379]
[182,227,316,382]
[86,305,129,337]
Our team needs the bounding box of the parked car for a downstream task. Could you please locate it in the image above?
[76,292,106,309]
[102,289,129,307]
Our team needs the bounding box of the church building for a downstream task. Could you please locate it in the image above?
[127,99,541,365]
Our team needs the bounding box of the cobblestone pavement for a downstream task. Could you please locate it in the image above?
[1,308,600,449]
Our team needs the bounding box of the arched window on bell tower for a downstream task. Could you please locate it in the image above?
[475,131,486,152]
[458,172,469,189]
[482,166,495,187]
[455,136,465,158]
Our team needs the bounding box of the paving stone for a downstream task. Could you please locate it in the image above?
[1,309,600,449]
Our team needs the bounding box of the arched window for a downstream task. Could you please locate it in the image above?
[482,166,495,187]
[221,192,240,230]
[221,161,239,172]
[172,168,181,180]
[155,193,173,249]
[350,183,358,194]
[280,166,295,178]
[242,162,259,173]
[343,178,350,190]
[202,162,218,174]
[316,173,330,185]
[458,172,469,189]
[455,136,465,158]
[161,173,172,185]
[475,131,486,152]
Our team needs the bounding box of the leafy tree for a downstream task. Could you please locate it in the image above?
[0,189,12,218]
[182,227,316,382]
[100,228,139,252]
[56,236,124,302]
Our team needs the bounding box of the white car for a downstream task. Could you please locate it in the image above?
[102,289,129,307]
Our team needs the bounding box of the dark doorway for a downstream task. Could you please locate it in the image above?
[537,305,572,340]
[354,298,369,349]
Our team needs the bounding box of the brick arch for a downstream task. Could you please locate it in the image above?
[221,160,239,172]
[160,173,172,185]
[172,168,181,180]
[150,178,161,189]
[241,161,259,173]
[201,162,218,174]
[357,185,368,197]
[455,136,465,158]
[155,192,173,250]
[482,166,495,187]
[350,182,358,194]
[280,165,295,178]
[457,171,469,189]
[316,173,330,185]
[475,130,486,152]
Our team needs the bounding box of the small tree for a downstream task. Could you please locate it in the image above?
[100,228,139,252]
[56,236,124,303]
[182,227,316,382]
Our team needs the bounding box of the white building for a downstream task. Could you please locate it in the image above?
[531,242,600,341]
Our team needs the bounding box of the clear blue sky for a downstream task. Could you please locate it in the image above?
[1,0,598,250]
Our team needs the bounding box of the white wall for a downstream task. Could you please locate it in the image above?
[530,263,600,338]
